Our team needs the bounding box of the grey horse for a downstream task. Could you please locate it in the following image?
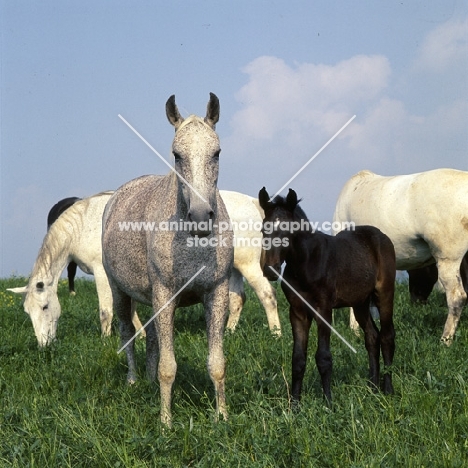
[102,93,233,427]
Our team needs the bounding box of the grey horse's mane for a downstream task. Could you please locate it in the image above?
[30,191,112,280]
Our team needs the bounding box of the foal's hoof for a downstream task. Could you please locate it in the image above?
[382,379,394,395]
[69,291,76,297]
[291,398,301,413]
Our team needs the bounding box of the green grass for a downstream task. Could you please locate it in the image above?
[0,277,467,467]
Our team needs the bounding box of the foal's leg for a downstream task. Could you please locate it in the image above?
[205,280,230,422]
[314,307,333,403]
[353,302,380,391]
[226,268,246,332]
[437,258,467,344]
[373,289,395,394]
[67,261,78,295]
[289,304,313,402]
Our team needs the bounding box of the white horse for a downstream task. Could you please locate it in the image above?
[333,168,468,344]
[7,192,144,346]
[9,190,280,347]
[222,190,280,335]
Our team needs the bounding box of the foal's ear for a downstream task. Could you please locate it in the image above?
[286,189,298,211]
[258,187,271,210]
[204,92,220,129]
[166,94,184,130]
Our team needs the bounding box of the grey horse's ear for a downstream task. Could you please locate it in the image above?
[166,95,184,130]
[286,189,298,211]
[258,187,271,211]
[204,92,220,129]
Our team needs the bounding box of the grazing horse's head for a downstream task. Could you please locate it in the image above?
[8,279,61,347]
[258,187,299,281]
[166,93,221,237]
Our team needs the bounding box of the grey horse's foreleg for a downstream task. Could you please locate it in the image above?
[152,294,177,428]
[205,280,230,422]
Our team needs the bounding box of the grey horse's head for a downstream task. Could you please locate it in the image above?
[166,93,221,237]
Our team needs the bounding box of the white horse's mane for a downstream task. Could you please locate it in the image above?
[30,191,112,282]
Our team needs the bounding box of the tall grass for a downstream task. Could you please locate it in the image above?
[0,277,467,467]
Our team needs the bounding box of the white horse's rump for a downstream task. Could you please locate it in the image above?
[9,190,280,346]
[333,168,468,343]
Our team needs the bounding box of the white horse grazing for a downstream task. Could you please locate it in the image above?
[221,190,280,335]
[9,190,280,347]
[8,192,144,346]
[333,168,468,344]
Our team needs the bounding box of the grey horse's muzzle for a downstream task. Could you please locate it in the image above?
[188,205,214,238]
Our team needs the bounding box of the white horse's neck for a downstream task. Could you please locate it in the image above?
[29,209,79,288]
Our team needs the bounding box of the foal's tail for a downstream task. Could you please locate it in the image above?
[374,234,396,318]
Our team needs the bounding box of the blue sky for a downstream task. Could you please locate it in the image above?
[1,1,467,276]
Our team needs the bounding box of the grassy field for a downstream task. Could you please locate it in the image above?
[0,277,467,467]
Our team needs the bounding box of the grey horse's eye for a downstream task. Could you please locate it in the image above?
[213,150,220,160]
[42,305,49,311]
[173,152,182,162]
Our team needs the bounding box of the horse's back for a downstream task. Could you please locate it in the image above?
[335,225,395,270]
[333,226,395,306]
[64,192,114,273]
[334,168,468,268]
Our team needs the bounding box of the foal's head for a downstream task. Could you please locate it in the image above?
[166,93,221,237]
[258,187,300,281]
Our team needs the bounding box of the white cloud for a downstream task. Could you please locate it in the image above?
[222,18,467,223]
[414,17,468,72]
[230,54,391,143]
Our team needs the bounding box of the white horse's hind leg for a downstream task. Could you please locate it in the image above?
[349,308,360,335]
[239,264,281,336]
[130,299,146,338]
[94,267,114,336]
[226,268,246,332]
[437,259,467,345]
